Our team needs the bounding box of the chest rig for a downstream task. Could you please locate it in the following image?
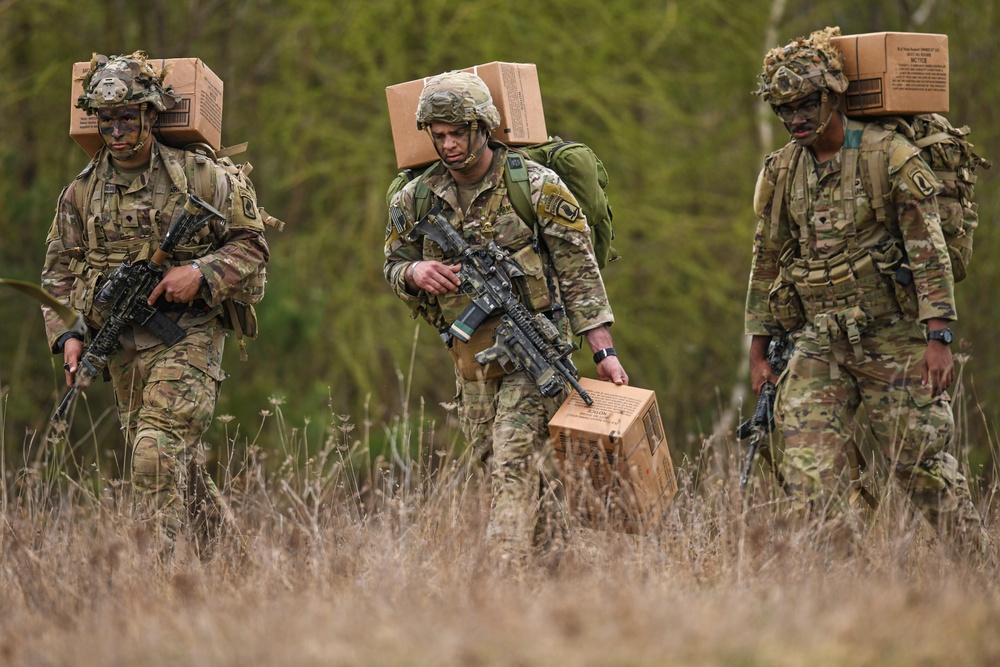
[66,146,216,323]
[419,157,559,329]
[770,121,905,376]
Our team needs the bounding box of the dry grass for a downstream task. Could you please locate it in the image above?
[3,398,1000,667]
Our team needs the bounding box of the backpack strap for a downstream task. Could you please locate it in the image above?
[411,163,441,221]
[840,123,865,250]
[859,121,895,227]
[503,152,537,233]
[770,143,799,244]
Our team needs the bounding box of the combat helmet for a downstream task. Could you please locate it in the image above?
[415,71,500,132]
[755,26,849,105]
[76,51,181,114]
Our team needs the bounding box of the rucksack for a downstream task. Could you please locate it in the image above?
[770,114,990,282]
[859,114,990,282]
[386,137,617,268]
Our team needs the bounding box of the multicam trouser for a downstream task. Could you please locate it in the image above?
[457,369,565,563]
[776,315,989,555]
[107,321,234,556]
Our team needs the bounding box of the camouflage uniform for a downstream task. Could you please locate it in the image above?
[745,28,988,554]
[42,133,268,552]
[385,146,614,562]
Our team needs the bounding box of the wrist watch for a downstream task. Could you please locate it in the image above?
[927,327,954,345]
[190,261,208,287]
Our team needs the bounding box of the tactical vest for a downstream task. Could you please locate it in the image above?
[65,143,272,358]
[768,120,909,371]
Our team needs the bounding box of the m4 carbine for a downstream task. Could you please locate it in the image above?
[736,334,791,491]
[52,195,224,423]
[408,206,593,406]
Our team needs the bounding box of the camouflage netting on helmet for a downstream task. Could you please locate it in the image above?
[756,26,849,105]
[415,71,501,131]
[76,51,181,114]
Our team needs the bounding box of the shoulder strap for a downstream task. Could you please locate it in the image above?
[503,152,536,232]
[412,163,441,221]
[770,142,799,243]
[858,121,895,226]
[840,121,865,250]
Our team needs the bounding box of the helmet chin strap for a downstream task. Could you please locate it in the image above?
[443,122,488,172]
[812,91,836,137]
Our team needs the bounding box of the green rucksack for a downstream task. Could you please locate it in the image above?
[386,137,617,268]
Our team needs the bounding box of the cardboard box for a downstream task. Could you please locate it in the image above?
[70,58,224,157]
[832,32,948,116]
[385,61,548,169]
[549,378,677,532]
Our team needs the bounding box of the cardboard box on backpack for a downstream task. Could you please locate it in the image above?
[70,58,224,158]
[548,378,677,532]
[832,32,949,116]
[385,61,548,170]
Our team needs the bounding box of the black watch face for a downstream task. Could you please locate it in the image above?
[931,329,953,344]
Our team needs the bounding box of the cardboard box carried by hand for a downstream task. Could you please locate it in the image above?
[70,58,224,157]
[385,61,549,169]
[549,378,677,532]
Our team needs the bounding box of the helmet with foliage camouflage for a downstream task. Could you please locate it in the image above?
[415,71,501,131]
[755,26,849,105]
[76,51,181,114]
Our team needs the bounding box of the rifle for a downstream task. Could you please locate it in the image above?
[52,195,224,423]
[736,334,791,492]
[408,206,594,406]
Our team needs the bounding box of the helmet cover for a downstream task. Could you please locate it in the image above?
[76,51,181,114]
[755,27,849,105]
[415,70,501,131]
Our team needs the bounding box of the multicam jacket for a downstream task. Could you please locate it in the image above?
[42,141,269,351]
[745,117,955,337]
[384,145,613,337]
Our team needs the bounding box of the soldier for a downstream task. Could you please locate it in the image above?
[42,52,269,558]
[745,27,990,557]
[384,71,628,564]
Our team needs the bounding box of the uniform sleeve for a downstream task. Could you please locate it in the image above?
[532,170,614,335]
[889,140,956,322]
[193,166,270,307]
[40,183,87,351]
[383,186,444,327]
[745,157,789,336]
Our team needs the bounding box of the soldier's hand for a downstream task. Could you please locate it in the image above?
[148,264,203,304]
[63,337,84,387]
[749,335,778,395]
[597,356,629,386]
[922,340,954,397]
[409,260,461,295]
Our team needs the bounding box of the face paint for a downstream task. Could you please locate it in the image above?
[96,106,150,161]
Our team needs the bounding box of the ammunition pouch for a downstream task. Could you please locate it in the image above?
[767,277,807,331]
[780,245,901,323]
[448,315,506,381]
[508,244,552,312]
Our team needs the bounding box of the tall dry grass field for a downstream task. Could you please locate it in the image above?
[3,393,1000,667]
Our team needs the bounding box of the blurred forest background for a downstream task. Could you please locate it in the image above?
[1,0,997,473]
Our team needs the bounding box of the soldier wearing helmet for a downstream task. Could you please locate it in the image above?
[385,71,628,566]
[41,52,269,560]
[744,29,990,559]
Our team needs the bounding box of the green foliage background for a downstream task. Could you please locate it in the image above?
[1,0,997,466]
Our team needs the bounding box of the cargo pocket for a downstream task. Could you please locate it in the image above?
[187,329,227,383]
[457,378,497,425]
